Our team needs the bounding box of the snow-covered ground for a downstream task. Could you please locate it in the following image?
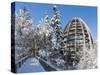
[17,57,45,73]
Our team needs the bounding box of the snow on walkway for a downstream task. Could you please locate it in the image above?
[17,57,45,73]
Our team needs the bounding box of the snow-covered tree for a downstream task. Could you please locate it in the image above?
[50,5,63,58]
[78,40,97,69]
[45,5,65,69]
[37,11,53,60]
[15,7,35,60]
[42,12,53,49]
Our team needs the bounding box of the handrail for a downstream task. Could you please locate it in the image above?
[38,57,62,71]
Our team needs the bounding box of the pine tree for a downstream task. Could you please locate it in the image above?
[43,11,53,49]
[50,5,64,65]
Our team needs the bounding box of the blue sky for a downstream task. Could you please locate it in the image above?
[14,2,97,39]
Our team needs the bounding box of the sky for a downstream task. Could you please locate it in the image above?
[13,2,97,39]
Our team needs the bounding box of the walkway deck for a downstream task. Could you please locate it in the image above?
[17,57,45,73]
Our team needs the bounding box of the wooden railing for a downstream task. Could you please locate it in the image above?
[15,54,31,71]
[38,57,62,71]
